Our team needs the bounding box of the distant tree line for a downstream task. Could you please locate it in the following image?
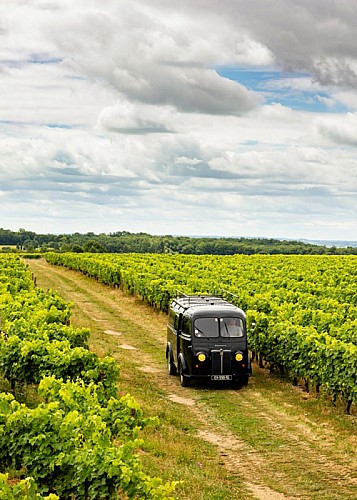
[0,227,356,255]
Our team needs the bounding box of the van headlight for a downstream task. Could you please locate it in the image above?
[235,352,243,362]
[197,353,206,362]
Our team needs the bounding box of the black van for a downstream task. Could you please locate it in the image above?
[166,294,251,387]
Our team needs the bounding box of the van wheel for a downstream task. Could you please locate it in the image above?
[168,356,176,376]
[180,367,190,387]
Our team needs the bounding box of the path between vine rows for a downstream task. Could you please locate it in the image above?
[27,259,357,500]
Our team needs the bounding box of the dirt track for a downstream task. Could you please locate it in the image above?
[27,258,357,500]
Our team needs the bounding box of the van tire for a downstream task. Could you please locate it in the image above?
[168,356,176,376]
[180,367,190,387]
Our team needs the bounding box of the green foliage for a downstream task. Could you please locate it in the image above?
[0,335,120,400]
[0,388,177,499]
[0,473,58,499]
[37,377,157,437]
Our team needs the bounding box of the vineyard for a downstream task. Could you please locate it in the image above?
[0,255,177,499]
[2,252,356,498]
[45,252,357,413]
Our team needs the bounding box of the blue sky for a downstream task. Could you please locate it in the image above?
[0,0,356,241]
[217,67,350,113]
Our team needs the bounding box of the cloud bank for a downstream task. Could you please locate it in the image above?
[0,0,356,240]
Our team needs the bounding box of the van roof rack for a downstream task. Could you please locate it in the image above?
[171,294,237,311]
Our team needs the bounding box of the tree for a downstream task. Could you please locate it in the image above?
[83,240,106,253]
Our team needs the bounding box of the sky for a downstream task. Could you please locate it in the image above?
[1,0,357,241]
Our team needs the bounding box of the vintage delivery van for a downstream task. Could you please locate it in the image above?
[166,294,251,387]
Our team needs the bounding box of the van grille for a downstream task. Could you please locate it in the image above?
[211,350,231,375]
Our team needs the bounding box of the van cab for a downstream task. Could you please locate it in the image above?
[166,295,252,387]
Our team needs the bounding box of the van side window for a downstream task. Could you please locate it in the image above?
[182,316,191,335]
[194,318,219,338]
[174,314,179,331]
[168,310,175,327]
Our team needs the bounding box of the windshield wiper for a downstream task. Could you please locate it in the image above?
[195,327,207,337]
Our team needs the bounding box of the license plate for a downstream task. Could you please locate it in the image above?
[211,375,232,381]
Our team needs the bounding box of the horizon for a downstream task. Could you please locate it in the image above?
[2,227,357,248]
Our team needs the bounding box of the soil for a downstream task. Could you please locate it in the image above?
[27,258,357,500]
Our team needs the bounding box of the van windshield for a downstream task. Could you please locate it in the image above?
[220,317,244,337]
[194,317,244,338]
[194,317,219,338]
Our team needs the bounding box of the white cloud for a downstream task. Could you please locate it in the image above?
[221,0,357,88]
[52,8,260,115]
[333,91,357,111]
[0,0,356,240]
[98,102,175,135]
[314,113,357,146]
